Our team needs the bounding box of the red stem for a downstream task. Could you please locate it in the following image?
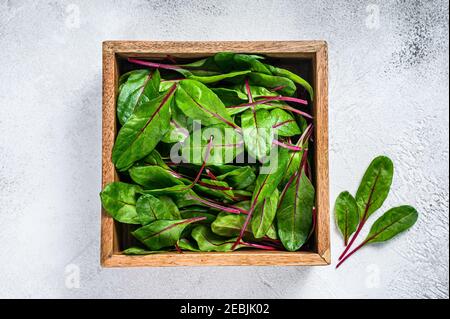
[272,140,304,151]
[205,168,217,180]
[128,58,182,70]
[338,219,366,260]
[336,239,368,269]
[242,241,277,251]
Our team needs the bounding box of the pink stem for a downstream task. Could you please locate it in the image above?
[205,168,217,180]
[128,58,182,70]
[165,55,177,64]
[272,140,304,151]
[242,241,277,251]
[336,239,368,269]
[338,219,367,260]
[192,196,241,214]
[245,78,253,103]
[270,85,287,92]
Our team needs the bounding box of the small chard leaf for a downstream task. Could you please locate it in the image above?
[241,109,274,160]
[112,85,176,171]
[211,212,254,239]
[270,108,300,137]
[181,125,244,165]
[264,64,314,100]
[248,72,296,96]
[175,79,236,128]
[117,69,161,125]
[334,191,359,245]
[365,205,418,244]
[355,156,394,220]
[191,225,245,252]
[122,247,166,255]
[251,189,279,238]
[99,182,142,224]
[277,171,315,251]
[129,165,185,189]
[132,217,206,250]
[216,166,256,190]
[141,149,170,169]
[136,194,181,225]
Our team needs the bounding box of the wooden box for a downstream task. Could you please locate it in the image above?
[101,41,329,267]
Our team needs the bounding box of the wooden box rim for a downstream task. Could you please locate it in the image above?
[101,41,329,267]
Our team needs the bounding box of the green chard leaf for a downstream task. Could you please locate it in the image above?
[251,189,279,239]
[335,191,359,245]
[355,156,394,220]
[211,212,254,239]
[100,182,142,224]
[270,108,300,137]
[241,109,274,160]
[365,206,418,244]
[248,72,296,96]
[112,85,176,171]
[175,79,237,128]
[117,69,161,125]
[277,171,315,251]
[122,247,166,255]
[264,64,314,100]
[132,217,206,250]
[216,166,256,190]
[191,225,245,252]
[136,194,181,225]
[129,165,185,189]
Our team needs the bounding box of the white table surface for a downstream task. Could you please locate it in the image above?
[0,0,448,299]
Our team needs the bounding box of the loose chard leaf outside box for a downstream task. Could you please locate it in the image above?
[101,41,329,267]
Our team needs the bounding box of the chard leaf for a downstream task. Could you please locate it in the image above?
[191,225,245,252]
[216,166,256,190]
[251,189,279,238]
[248,72,296,96]
[112,86,176,170]
[365,206,418,244]
[117,69,161,125]
[241,109,274,160]
[122,247,166,255]
[264,64,314,100]
[99,182,142,224]
[211,212,254,239]
[277,171,315,251]
[129,165,185,189]
[175,79,236,127]
[335,191,359,245]
[136,194,181,225]
[132,217,205,250]
[270,108,300,137]
[355,156,394,220]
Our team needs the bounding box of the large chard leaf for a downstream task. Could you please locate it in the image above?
[335,191,359,245]
[132,217,205,250]
[175,79,236,127]
[277,171,315,251]
[191,225,245,252]
[194,179,235,201]
[136,194,181,225]
[251,189,279,238]
[112,85,176,171]
[270,108,300,137]
[365,206,418,244]
[100,182,142,224]
[117,69,161,125]
[355,156,394,220]
[241,109,274,160]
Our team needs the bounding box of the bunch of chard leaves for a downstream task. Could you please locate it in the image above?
[100,52,317,254]
[334,156,419,268]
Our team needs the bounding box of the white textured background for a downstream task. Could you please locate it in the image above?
[0,0,448,299]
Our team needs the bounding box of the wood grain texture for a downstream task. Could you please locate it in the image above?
[103,251,329,267]
[101,41,329,267]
